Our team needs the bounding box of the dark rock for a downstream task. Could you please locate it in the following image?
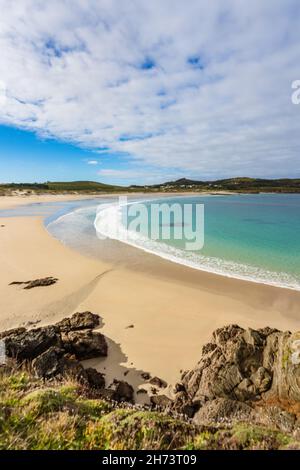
[85,368,105,389]
[137,388,147,395]
[174,382,186,393]
[151,395,172,408]
[4,326,61,360]
[173,390,200,417]
[110,380,134,403]
[0,327,26,340]
[32,346,65,378]
[32,346,87,382]
[181,403,199,418]
[61,329,108,359]
[55,312,101,332]
[24,277,58,289]
[141,372,150,380]
[125,324,134,329]
[149,376,167,388]
[9,277,58,289]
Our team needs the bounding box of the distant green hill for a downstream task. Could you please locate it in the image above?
[0,180,125,193]
[131,177,300,193]
[1,177,300,194]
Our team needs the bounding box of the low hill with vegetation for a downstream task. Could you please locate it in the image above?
[1,177,300,195]
[134,177,300,193]
[0,181,124,195]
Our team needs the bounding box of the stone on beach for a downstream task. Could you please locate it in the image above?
[9,276,58,289]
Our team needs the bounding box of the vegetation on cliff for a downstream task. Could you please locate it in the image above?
[0,366,299,450]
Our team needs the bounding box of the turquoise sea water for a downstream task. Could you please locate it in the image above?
[121,194,300,289]
[2,194,299,290]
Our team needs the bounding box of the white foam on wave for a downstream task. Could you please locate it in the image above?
[93,200,300,291]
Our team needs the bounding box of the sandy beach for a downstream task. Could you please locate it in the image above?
[1,194,300,392]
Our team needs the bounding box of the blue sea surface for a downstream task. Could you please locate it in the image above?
[130,194,300,289]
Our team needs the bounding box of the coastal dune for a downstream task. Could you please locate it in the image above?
[0,198,300,387]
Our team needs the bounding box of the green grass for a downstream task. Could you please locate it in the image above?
[0,367,299,450]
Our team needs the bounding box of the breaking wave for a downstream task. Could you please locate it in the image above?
[93,200,300,291]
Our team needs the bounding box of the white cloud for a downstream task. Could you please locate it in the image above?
[0,0,300,178]
[87,160,99,165]
[97,168,176,184]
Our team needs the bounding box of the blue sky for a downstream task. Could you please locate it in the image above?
[0,125,180,185]
[0,0,300,185]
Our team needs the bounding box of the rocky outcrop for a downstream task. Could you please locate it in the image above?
[173,324,300,431]
[109,380,135,403]
[61,329,107,359]
[193,397,253,425]
[4,326,61,360]
[2,319,300,422]
[2,312,107,363]
[85,368,106,389]
[1,312,108,390]
[55,311,100,331]
[0,312,139,404]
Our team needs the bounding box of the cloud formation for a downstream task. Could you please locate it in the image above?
[0,0,300,180]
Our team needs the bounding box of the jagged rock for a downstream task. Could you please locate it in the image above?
[4,326,61,360]
[61,329,108,359]
[110,380,134,403]
[264,331,300,403]
[174,382,186,393]
[9,277,58,289]
[251,366,272,393]
[0,313,110,391]
[194,398,253,425]
[149,376,167,388]
[173,390,194,416]
[55,312,101,332]
[32,346,87,382]
[151,395,172,408]
[0,327,26,340]
[32,347,65,378]
[176,324,300,423]
[235,378,257,401]
[85,368,105,389]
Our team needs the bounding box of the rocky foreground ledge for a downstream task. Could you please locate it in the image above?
[1,314,300,447]
[173,324,300,433]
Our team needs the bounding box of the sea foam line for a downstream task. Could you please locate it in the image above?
[93,200,300,292]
